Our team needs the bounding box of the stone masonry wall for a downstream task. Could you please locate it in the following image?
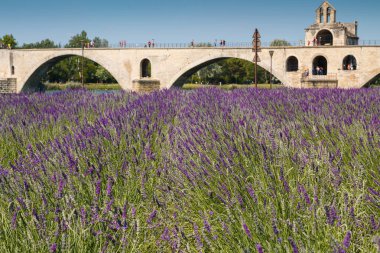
[0,78,17,93]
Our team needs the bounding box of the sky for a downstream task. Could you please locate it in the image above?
[1,0,379,46]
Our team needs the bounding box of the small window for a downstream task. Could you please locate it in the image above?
[342,55,357,70]
[141,59,151,78]
[286,56,299,72]
[11,66,15,75]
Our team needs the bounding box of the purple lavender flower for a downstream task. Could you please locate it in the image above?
[11,209,18,229]
[106,177,113,198]
[95,179,101,196]
[80,207,86,225]
[193,223,203,249]
[50,243,57,253]
[204,218,211,234]
[147,210,157,224]
[288,237,299,253]
[272,220,279,235]
[122,203,127,220]
[243,223,252,239]
[298,184,311,205]
[256,243,264,253]
[343,231,352,248]
[369,188,380,197]
[247,184,258,202]
[160,227,170,241]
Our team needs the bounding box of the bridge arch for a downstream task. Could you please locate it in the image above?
[166,55,285,88]
[21,53,122,92]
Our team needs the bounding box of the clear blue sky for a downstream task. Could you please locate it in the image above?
[1,0,379,46]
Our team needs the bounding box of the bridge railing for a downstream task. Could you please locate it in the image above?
[301,73,338,82]
[103,40,380,48]
[4,40,380,50]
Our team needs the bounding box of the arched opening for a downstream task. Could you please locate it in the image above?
[141,59,152,78]
[342,55,357,70]
[316,30,333,46]
[11,66,15,75]
[327,8,331,23]
[286,56,299,72]
[171,57,283,89]
[313,56,328,75]
[22,55,120,92]
[320,7,324,23]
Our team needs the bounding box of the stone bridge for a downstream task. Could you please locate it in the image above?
[0,45,380,93]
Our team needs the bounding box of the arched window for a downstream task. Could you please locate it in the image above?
[316,30,333,46]
[320,7,324,23]
[11,66,15,75]
[286,56,299,72]
[141,59,151,78]
[342,55,357,70]
[313,56,328,75]
[327,8,331,23]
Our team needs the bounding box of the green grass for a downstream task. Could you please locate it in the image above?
[182,83,284,90]
[44,82,122,91]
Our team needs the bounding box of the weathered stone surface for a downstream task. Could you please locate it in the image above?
[0,78,16,93]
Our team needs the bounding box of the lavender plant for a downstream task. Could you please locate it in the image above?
[0,88,379,252]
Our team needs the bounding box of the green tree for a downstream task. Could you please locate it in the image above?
[186,59,271,85]
[65,30,90,48]
[95,67,116,83]
[1,34,17,48]
[270,39,291,47]
[93,37,109,48]
[22,39,58,49]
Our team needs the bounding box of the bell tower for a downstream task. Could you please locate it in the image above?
[305,1,359,46]
[316,1,336,24]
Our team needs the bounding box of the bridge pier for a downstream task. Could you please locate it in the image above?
[132,78,161,92]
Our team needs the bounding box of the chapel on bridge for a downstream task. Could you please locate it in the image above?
[304,1,359,46]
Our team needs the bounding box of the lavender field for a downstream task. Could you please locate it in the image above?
[0,88,379,252]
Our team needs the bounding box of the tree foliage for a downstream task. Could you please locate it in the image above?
[1,34,17,48]
[270,39,291,47]
[187,59,276,85]
[21,39,58,49]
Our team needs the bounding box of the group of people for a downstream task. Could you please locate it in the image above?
[307,37,322,46]
[343,64,355,70]
[313,66,325,75]
[190,39,227,47]
[146,40,155,48]
[83,40,95,48]
[216,40,227,47]
[119,40,127,48]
